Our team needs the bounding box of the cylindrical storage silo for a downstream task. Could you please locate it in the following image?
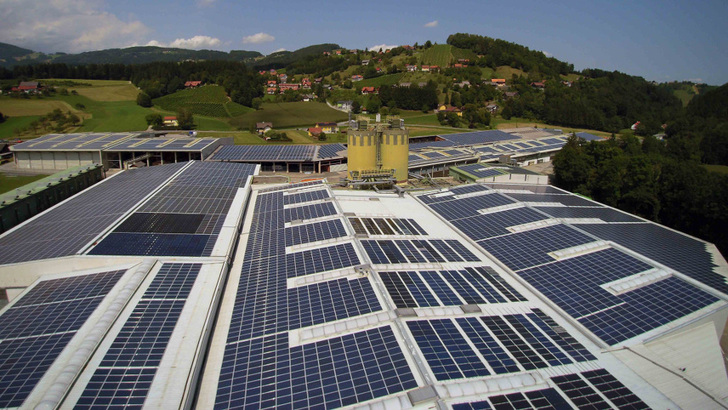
[380,129,409,182]
[347,130,378,178]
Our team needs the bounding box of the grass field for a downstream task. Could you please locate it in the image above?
[229,102,347,129]
[0,116,42,139]
[44,79,132,86]
[0,98,81,117]
[0,174,50,195]
[421,44,453,67]
[70,84,139,102]
[495,66,526,78]
[357,73,406,87]
[673,89,695,106]
[154,86,254,118]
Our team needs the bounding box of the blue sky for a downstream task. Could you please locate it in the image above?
[1,0,726,85]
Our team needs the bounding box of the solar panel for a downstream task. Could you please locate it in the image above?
[551,373,611,408]
[0,162,187,264]
[441,130,518,146]
[316,143,346,159]
[428,193,517,220]
[503,192,596,207]
[575,132,603,141]
[0,269,126,408]
[456,164,506,179]
[89,232,213,256]
[477,224,596,271]
[75,263,200,408]
[407,319,490,380]
[215,327,417,409]
[449,207,549,241]
[527,309,596,362]
[578,223,728,294]
[283,189,329,205]
[483,184,563,194]
[480,316,548,370]
[533,206,642,222]
[456,317,520,374]
[285,219,347,246]
[284,202,337,222]
[581,369,650,409]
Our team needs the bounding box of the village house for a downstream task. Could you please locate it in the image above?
[307,127,324,137]
[12,81,41,93]
[256,122,273,134]
[530,81,546,89]
[278,74,288,82]
[361,86,377,95]
[278,83,300,93]
[406,65,417,72]
[421,65,430,72]
[302,78,312,89]
[429,65,440,72]
[315,122,339,133]
[266,87,277,95]
[490,78,507,87]
[437,105,463,117]
[163,116,178,127]
[351,75,364,82]
[336,100,353,111]
[184,81,202,88]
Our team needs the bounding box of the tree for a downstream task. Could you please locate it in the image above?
[424,40,432,48]
[318,131,327,142]
[0,112,5,124]
[177,109,194,130]
[351,100,361,114]
[145,113,163,128]
[136,92,152,107]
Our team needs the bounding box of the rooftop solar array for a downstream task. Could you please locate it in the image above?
[455,164,508,179]
[11,132,220,153]
[0,269,126,407]
[575,132,603,141]
[362,239,480,264]
[214,184,426,407]
[349,217,427,236]
[73,263,201,408]
[104,137,219,152]
[210,145,316,161]
[441,130,518,146]
[417,183,728,345]
[89,162,257,257]
[452,369,647,409]
[315,143,346,159]
[0,162,187,265]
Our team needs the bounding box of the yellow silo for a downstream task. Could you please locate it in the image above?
[347,130,378,177]
[380,128,409,182]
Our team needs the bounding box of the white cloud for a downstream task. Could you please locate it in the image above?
[368,44,399,52]
[272,48,287,53]
[156,35,222,49]
[424,20,438,28]
[242,32,275,44]
[542,51,553,57]
[0,0,152,53]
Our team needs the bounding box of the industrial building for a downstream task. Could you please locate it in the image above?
[10,132,224,171]
[0,160,727,409]
[347,120,409,184]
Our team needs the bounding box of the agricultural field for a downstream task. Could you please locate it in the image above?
[0,116,41,139]
[421,44,453,67]
[0,98,80,117]
[495,66,526,79]
[229,102,347,130]
[357,73,406,87]
[154,85,254,118]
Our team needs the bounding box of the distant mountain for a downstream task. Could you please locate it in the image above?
[251,44,340,69]
[0,42,262,67]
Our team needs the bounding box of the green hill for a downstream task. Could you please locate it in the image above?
[421,44,453,67]
[229,102,347,129]
[153,85,254,118]
[252,44,340,69]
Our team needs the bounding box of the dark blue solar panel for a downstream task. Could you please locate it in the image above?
[504,315,572,367]
[578,223,728,295]
[316,143,346,159]
[285,219,347,246]
[74,368,157,409]
[77,263,201,407]
[429,240,465,262]
[460,268,506,303]
[0,270,125,408]
[442,130,517,146]
[380,272,419,308]
[89,233,212,257]
[579,277,720,345]
[379,240,408,263]
[422,151,445,159]
[527,309,596,362]
[487,388,572,409]
[397,240,429,263]
[362,240,388,264]
[286,243,361,277]
[450,207,549,240]
[215,327,417,409]
[401,272,440,307]
[409,139,457,149]
[517,248,652,318]
[540,138,564,145]
[456,318,519,374]
[283,189,329,205]
[420,271,463,305]
[0,334,74,407]
[503,192,596,207]
[407,320,490,380]
[534,206,642,222]
[552,373,611,409]
[284,202,337,222]
[429,193,517,220]
[477,224,596,271]
[483,184,563,194]
[480,316,548,370]
[469,267,528,302]
[456,164,505,179]
[444,239,481,261]
[441,270,485,304]
[581,369,649,409]
[409,154,424,162]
